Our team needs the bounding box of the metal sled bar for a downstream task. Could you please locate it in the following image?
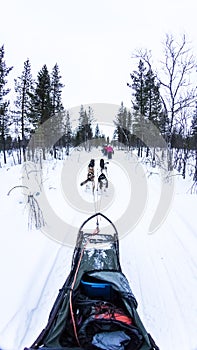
[78,212,119,237]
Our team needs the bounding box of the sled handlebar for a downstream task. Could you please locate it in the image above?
[78,212,119,237]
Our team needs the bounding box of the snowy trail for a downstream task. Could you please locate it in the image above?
[121,214,197,350]
[17,245,72,349]
[0,150,197,350]
[18,247,73,349]
[120,169,197,350]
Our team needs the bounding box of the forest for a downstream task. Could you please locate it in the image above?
[0,33,197,189]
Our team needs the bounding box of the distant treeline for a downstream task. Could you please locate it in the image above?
[0,33,197,172]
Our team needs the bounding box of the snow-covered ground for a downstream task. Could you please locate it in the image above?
[0,148,196,350]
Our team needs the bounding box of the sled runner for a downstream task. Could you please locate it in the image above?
[24,212,159,350]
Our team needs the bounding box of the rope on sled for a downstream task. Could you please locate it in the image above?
[69,244,85,347]
[92,166,107,217]
[93,183,102,216]
[69,216,100,347]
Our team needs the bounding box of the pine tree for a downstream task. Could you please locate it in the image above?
[30,64,52,127]
[145,68,169,148]
[49,64,65,153]
[127,110,132,148]
[94,123,103,148]
[94,123,100,138]
[128,60,148,155]
[0,45,13,164]
[29,64,52,159]
[64,110,72,155]
[114,102,131,148]
[75,105,93,150]
[145,68,161,124]
[51,63,64,115]
[13,58,34,161]
[129,60,148,116]
[128,59,168,154]
[129,60,166,127]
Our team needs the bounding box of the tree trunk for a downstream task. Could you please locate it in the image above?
[2,134,6,164]
[193,149,197,183]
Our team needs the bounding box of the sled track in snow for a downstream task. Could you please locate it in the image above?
[18,245,73,349]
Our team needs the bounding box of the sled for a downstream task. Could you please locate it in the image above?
[24,212,159,350]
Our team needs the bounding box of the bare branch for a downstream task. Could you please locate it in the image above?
[7,185,29,196]
[131,48,153,69]
[159,33,197,134]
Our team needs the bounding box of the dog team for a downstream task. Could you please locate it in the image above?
[80,158,108,192]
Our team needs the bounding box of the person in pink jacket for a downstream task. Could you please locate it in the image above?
[106,145,114,159]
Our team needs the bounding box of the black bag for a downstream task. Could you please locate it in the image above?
[76,298,144,350]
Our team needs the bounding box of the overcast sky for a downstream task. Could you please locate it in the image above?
[2,0,197,110]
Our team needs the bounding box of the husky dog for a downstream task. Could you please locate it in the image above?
[100,158,105,171]
[98,172,108,191]
[98,159,108,191]
[100,158,108,172]
[80,159,95,192]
